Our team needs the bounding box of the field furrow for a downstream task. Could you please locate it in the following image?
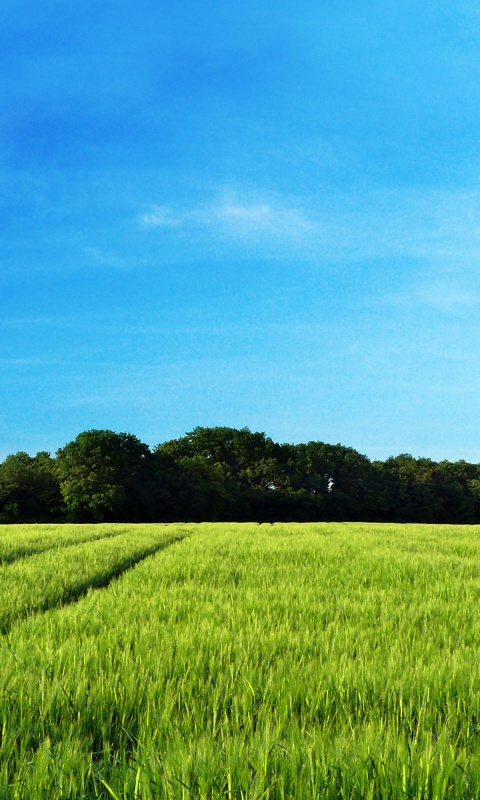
[0,523,129,565]
[0,524,191,632]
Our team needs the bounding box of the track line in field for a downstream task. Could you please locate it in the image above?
[0,530,124,567]
[0,532,190,635]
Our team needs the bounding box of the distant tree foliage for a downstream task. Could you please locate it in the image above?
[1,426,480,523]
[55,430,152,522]
[0,451,62,523]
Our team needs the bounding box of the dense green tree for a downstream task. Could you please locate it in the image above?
[372,455,480,523]
[3,426,480,523]
[158,426,285,519]
[159,426,280,489]
[148,450,231,521]
[435,459,478,523]
[277,441,378,521]
[375,455,438,522]
[169,457,231,521]
[0,451,62,522]
[56,430,152,522]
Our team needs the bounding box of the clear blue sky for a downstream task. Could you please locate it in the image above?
[2,0,480,462]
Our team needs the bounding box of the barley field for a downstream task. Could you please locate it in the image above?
[1,522,480,798]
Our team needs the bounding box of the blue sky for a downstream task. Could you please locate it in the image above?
[2,0,480,461]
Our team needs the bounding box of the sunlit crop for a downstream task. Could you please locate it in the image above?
[1,522,480,798]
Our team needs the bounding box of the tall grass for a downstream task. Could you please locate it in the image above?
[0,523,480,797]
[0,523,132,564]
[0,524,190,632]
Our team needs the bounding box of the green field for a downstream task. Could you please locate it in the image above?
[1,523,480,798]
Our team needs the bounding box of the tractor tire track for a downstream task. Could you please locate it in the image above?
[0,530,190,635]
[0,529,124,567]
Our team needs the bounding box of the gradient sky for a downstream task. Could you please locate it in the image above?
[2,0,480,462]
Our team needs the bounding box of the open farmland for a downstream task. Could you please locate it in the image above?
[1,524,480,797]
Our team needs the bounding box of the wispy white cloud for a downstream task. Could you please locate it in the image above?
[210,194,314,240]
[84,247,124,267]
[139,185,480,276]
[216,200,275,227]
[141,205,184,227]
[141,193,313,231]
[140,191,315,254]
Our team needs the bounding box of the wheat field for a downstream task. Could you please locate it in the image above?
[0,522,480,798]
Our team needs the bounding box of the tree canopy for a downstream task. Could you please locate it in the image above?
[55,430,152,522]
[1,426,480,524]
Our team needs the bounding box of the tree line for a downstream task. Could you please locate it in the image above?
[1,426,480,524]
